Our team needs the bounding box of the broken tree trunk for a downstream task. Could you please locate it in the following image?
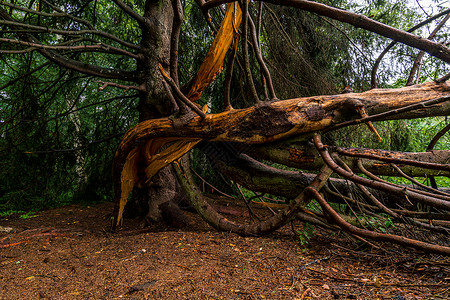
[113,81,450,227]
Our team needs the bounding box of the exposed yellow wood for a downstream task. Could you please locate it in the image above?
[187,3,242,101]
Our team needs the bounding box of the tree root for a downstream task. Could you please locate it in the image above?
[174,156,332,236]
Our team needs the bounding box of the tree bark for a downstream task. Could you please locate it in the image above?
[247,139,450,177]
[123,0,188,226]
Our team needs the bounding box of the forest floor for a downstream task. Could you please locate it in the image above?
[0,202,449,300]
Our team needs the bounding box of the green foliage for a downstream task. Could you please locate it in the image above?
[0,210,25,217]
[0,1,139,213]
[18,211,38,219]
[296,222,317,246]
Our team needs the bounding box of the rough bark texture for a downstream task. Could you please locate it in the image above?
[124,0,187,225]
[248,139,450,177]
[138,0,174,120]
[210,152,421,208]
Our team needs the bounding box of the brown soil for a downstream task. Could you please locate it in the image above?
[0,202,449,300]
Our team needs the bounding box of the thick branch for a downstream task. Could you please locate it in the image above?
[170,0,183,85]
[113,82,450,220]
[248,139,450,177]
[174,156,332,236]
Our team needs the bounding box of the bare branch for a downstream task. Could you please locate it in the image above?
[0,19,140,50]
[436,72,450,83]
[0,37,141,59]
[313,134,450,211]
[336,147,450,172]
[372,8,450,88]
[170,0,183,85]
[162,80,182,115]
[406,13,450,86]
[306,186,450,255]
[0,8,138,81]
[223,36,238,110]
[247,14,277,100]
[203,0,450,63]
[427,123,450,151]
[390,163,450,198]
[355,157,450,202]
[1,0,95,30]
[194,0,218,33]
[111,0,146,25]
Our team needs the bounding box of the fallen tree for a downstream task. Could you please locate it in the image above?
[2,0,449,254]
[109,1,450,255]
[112,80,450,254]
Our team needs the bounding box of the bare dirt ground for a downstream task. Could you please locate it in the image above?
[1,202,449,300]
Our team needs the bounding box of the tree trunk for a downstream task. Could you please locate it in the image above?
[123,0,188,226]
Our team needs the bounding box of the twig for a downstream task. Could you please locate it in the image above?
[191,169,234,198]
[354,106,382,142]
[96,81,146,92]
[299,255,331,270]
[236,183,261,221]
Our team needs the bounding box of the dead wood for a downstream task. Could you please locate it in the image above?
[113,81,450,227]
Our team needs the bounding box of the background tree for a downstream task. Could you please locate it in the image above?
[1,0,449,253]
